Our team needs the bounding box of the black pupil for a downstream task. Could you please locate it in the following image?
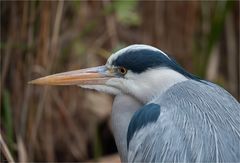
[120,68,125,74]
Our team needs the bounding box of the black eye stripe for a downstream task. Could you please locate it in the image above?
[112,49,169,73]
[111,48,201,81]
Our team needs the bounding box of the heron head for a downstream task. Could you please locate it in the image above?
[30,44,193,102]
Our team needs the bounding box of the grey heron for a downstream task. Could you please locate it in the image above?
[30,44,240,162]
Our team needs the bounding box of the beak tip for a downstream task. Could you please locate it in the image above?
[28,78,46,85]
[28,79,39,85]
[29,80,39,84]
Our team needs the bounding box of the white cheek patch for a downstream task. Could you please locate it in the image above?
[106,78,128,92]
[119,68,188,103]
[124,70,136,79]
[79,85,121,95]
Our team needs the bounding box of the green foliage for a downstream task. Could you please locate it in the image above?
[103,2,115,15]
[0,42,6,49]
[98,48,111,59]
[80,20,98,37]
[93,127,103,160]
[1,89,14,154]
[73,39,86,57]
[194,1,235,78]
[207,1,234,55]
[98,43,127,59]
[113,0,140,27]
[112,42,127,53]
[104,0,141,27]
[71,0,81,11]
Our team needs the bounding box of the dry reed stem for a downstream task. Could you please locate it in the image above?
[226,13,238,98]
[0,133,15,163]
[20,1,35,139]
[30,1,64,159]
[17,135,27,162]
[52,89,87,159]
[102,0,119,48]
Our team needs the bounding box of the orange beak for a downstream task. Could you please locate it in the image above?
[29,66,113,86]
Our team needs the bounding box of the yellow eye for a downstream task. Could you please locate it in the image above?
[118,67,127,75]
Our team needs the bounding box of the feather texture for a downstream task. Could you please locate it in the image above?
[128,80,240,162]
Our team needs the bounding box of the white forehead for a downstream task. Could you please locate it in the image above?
[107,44,169,65]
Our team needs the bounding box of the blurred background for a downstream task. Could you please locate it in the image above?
[1,1,239,162]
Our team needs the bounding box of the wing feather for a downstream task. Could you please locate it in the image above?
[128,80,240,162]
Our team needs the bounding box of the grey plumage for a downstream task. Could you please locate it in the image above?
[128,80,240,162]
[111,94,142,162]
[31,44,240,162]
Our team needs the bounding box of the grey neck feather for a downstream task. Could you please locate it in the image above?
[111,94,142,162]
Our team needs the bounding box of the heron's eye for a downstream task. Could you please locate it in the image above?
[118,67,127,75]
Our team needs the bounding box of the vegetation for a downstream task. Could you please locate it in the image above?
[1,1,239,162]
